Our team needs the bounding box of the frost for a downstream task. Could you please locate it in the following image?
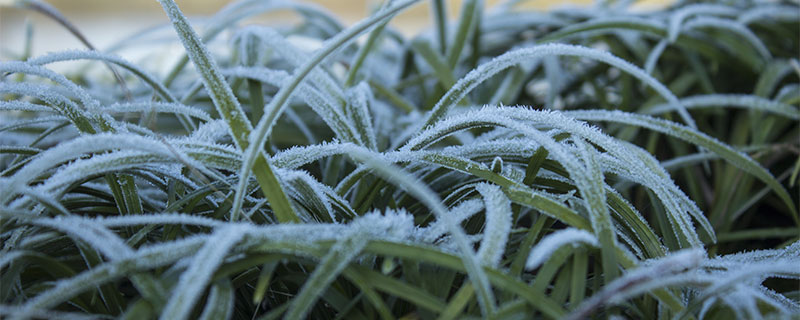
[0,306,101,320]
[160,224,246,320]
[284,223,368,320]
[412,106,710,246]
[103,102,212,121]
[0,61,100,111]
[190,120,231,143]
[278,168,337,222]
[474,183,512,267]
[565,108,796,220]
[25,49,179,103]
[345,82,379,150]
[0,101,51,113]
[222,66,358,144]
[416,43,696,136]
[413,198,484,244]
[234,26,345,100]
[667,4,738,43]
[738,5,800,25]
[566,248,705,320]
[33,216,134,259]
[0,116,67,135]
[526,228,599,270]
[0,82,93,131]
[272,141,356,169]
[85,213,224,228]
[644,39,667,75]
[349,209,415,241]
[2,133,167,199]
[647,94,799,119]
[333,143,498,313]
[682,16,771,60]
[159,0,254,151]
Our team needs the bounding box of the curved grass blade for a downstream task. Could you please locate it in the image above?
[157,0,297,223]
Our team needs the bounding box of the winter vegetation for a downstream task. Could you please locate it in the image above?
[1,0,799,318]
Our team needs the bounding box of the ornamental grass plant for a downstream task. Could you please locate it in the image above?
[1,0,799,319]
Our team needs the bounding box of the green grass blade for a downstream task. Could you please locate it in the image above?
[157,0,297,223]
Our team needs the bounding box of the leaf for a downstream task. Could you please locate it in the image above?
[566,109,799,223]
[160,225,245,320]
[416,43,697,138]
[474,183,512,268]
[158,0,297,223]
[231,0,422,223]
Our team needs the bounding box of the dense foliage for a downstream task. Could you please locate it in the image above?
[1,0,799,319]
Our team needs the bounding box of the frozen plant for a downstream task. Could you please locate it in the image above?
[1,0,798,319]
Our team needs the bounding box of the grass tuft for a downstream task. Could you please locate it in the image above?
[1,0,798,319]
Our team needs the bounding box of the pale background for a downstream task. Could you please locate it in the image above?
[0,0,667,63]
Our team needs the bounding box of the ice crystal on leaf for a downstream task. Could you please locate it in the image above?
[2,0,798,319]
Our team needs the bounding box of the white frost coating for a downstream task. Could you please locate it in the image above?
[223,66,359,144]
[574,137,615,246]
[349,209,415,241]
[526,228,599,270]
[159,0,254,152]
[190,120,231,143]
[0,82,88,123]
[0,251,27,270]
[0,101,51,113]
[14,235,208,319]
[236,26,345,99]
[160,225,246,320]
[513,108,710,239]
[411,106,709,246]
[667,3,738,43]
[0,305,101,320]
[222,66,290,86]
[565,108,795,220]
[414,198,484,243]
[278,169,337,222]
[345,82,379,150]
[84,213,224,228]
[565,248,705,320]
[682,16,771,60]
[0,61,100,111]
[335,143,498,313]
[474,183,513,268]
[644,39,668,75]
[25,49,179,102]
[227,7,482,281]
[103,102,212,121]
[7,137,222,206]
[17,187,70,216]
[442,138,540,161]
[690,262,800,317]
[647,94,799,119]
[284,215,382,320]
[2,133,174,202]
[738,5,800,25]
[33,217,134,260]
[31,151,173,195]
[0,117,67,134]
[415,43,696,138]
[272,141,356,169]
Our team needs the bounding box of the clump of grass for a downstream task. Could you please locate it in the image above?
[1,0,798,319]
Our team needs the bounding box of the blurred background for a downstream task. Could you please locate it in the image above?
[1,0,667,63]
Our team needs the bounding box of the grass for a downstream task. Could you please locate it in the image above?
[1,0,799,319]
